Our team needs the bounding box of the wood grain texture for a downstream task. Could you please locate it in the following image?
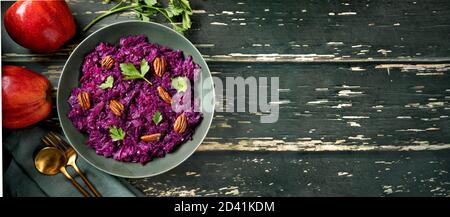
[129,150,450,196]
[2,0,450,196]
[3,0,450,62]
[7,61,450,152]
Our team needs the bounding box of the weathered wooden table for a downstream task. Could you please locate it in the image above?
[2,0,450,196]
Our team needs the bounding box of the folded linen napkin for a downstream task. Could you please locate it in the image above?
[4,126,143,197]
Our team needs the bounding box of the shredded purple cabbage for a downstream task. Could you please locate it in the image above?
[68,35,202,164]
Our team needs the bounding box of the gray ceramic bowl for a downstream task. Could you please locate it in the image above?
[57,21,214,178]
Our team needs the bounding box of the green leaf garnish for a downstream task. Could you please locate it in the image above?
[166,1,184,17]
[144,0,157,6]
[152,111,162,125]
[99,75,114,89]
[120,59,152,85]
[109,126,125,141]
[182,11,191,30]
[141,14,151,22]
[140,59,150,76]
[120,63,140,78]
[83,0,193,34]
[171,76,188,92]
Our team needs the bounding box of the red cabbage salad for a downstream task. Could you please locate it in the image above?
[68,35,203,164]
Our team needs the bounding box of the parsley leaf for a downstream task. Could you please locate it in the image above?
[144,0,157,6]
[171,76,188,92]
[99,75,114,89]
[182,11,191,30]
[109,126,125,141]
[120,59,152,85]
[120,63,140,79]
[179,0,192,11]
[166,1,184,17]
[152,111,162,125]
[83,0,194,34]
[140,59,150,76]
[140,14,151,22]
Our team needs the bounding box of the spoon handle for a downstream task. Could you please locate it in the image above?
[71,163,102,197]
[60,166,91,197]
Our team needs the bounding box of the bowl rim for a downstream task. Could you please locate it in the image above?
[57,20,215,178]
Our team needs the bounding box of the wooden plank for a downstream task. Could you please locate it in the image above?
[7,61,450,151]
[129,150,450,196]
[201,62,450,151]
[3,0,450,62]
[2,0,450,197]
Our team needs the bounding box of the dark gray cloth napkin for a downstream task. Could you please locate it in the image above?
[4,126,143,197]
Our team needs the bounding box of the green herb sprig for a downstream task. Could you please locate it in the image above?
[84,0,193,33]
[171,76,188,92]
[120,59,153,85]
[109,126,125,141]
[99,75,114,89]
[152,111,162,125]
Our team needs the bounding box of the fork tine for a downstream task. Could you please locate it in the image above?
[48,132,67,148]
[41,137,53,147]
[47,132,61,145]
[46,132,58,144]
[43,135,57,148]
[47,134,66,151]
[49,132,71,150]
[44,133,65,152]
[59,136,71,149]
[42,136,53,146]
[48,131,60,142]
[42,136,62,152]
[47,131,58,141]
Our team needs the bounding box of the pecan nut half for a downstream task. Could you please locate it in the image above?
[153,56,167,77]
[101,55,114,70]
[77,91,91,110]
[109,99,124,116]
[174,113,187,134]
[141,133,161,142]
[157,86,172,104]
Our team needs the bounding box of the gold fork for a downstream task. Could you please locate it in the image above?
[44,132,102,197]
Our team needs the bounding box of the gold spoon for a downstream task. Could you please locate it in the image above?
[46,132,102,197]
[34,147,91,197]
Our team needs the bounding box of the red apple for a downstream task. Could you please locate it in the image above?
[3,0,76,53]
[2,65,52,129]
